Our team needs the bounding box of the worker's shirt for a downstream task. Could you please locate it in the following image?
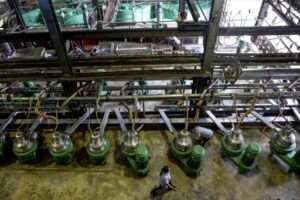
[160,172,171,187]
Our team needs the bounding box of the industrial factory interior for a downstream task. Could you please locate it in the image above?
[0,0,300,199]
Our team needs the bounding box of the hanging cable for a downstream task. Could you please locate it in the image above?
[132,96,139,130]
[193,79,219,121]
[59,82,89,110]
[184,95,189,131]
[240,78,273,122]
[17,98,33,130]
[34,95,58,132]
[232,94,240,127]
[34,82,59,131]
[120,82,133,120]
[87,106,93,133]
[94,81,104,131]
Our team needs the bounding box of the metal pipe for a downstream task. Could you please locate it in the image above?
[0,42,14,56]
[206,111,231,135]
[115,109,128,133]
[0,111,21,134]
[0,81,18,93]
[292,107,300,122]
[27,116,44,139]
[0,116,296,126]
[64,107,95,135]
[2,83,297,93]
[250,111,281,132]
[193,126,214,139]
[1,54,300,69]
[272,154,291,174]
[98,108,110,137]
[1,67,300,82]
[1,26,300,43]
[1,91,299,102]
[158,109,176,134]
[59,82,89,110]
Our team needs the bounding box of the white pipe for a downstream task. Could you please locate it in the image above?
[193,126,214,139]
[272,154,290,174]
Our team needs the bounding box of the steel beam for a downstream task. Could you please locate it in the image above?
[64,108,95,135]
[1,91,300,103]
[202,0,225,71]
[103,1,115,23]
[0,69,211,81]
[1,26,300,42]
[286,0,300,12]
[3,83,299,94]
[0,111,21,134]
[92,0,102,21]
[251,111,281,132]
[1,67,300,81]
[27,116,44,139]
[7,0,27,31]
[186,0,200,22]
[38,0,72,73]
[115,109,128,133]
[267,0,300,25]
[0,53,299,71]
[158,109,176,133]
[0,116,296,128]
[206,111,230,135]
[179,0,186,12]
[99,109,111,136]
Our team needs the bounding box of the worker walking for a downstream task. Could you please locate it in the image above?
[151,165,176,198]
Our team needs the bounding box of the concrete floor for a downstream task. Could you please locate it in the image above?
[0,128,299,200]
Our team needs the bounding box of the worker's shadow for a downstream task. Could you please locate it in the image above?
[150,187,169,200]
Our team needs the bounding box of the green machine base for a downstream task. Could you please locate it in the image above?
[221,137,261,173]
[269,138,300,173]
[49,142,73,165]
[86,139,110,165]
[121,144,150,176]
[13,140,38,164]
[170,141,204,175]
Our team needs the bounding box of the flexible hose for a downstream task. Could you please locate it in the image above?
[240,97,259,122]
[17,98,33,130]
[34,96,58,131]
[87,108,93,133]
[59,82,89,110]
[120,83,133,120]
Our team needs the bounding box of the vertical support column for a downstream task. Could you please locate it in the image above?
[156,1,164,28]
[103,1,115,23]
[82,3,91,29]
[111,0,121,23]
[251,0,269,43]
[7,0,28,48]
[201,0,224,71]
[192,0,224,94]
[267,0,299,25]
[186,0,200,22]
[38,0,77,95]
[179,0,186,12]
[92,0,102,21]
[7,0,27,31]
[38,0,72,74]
